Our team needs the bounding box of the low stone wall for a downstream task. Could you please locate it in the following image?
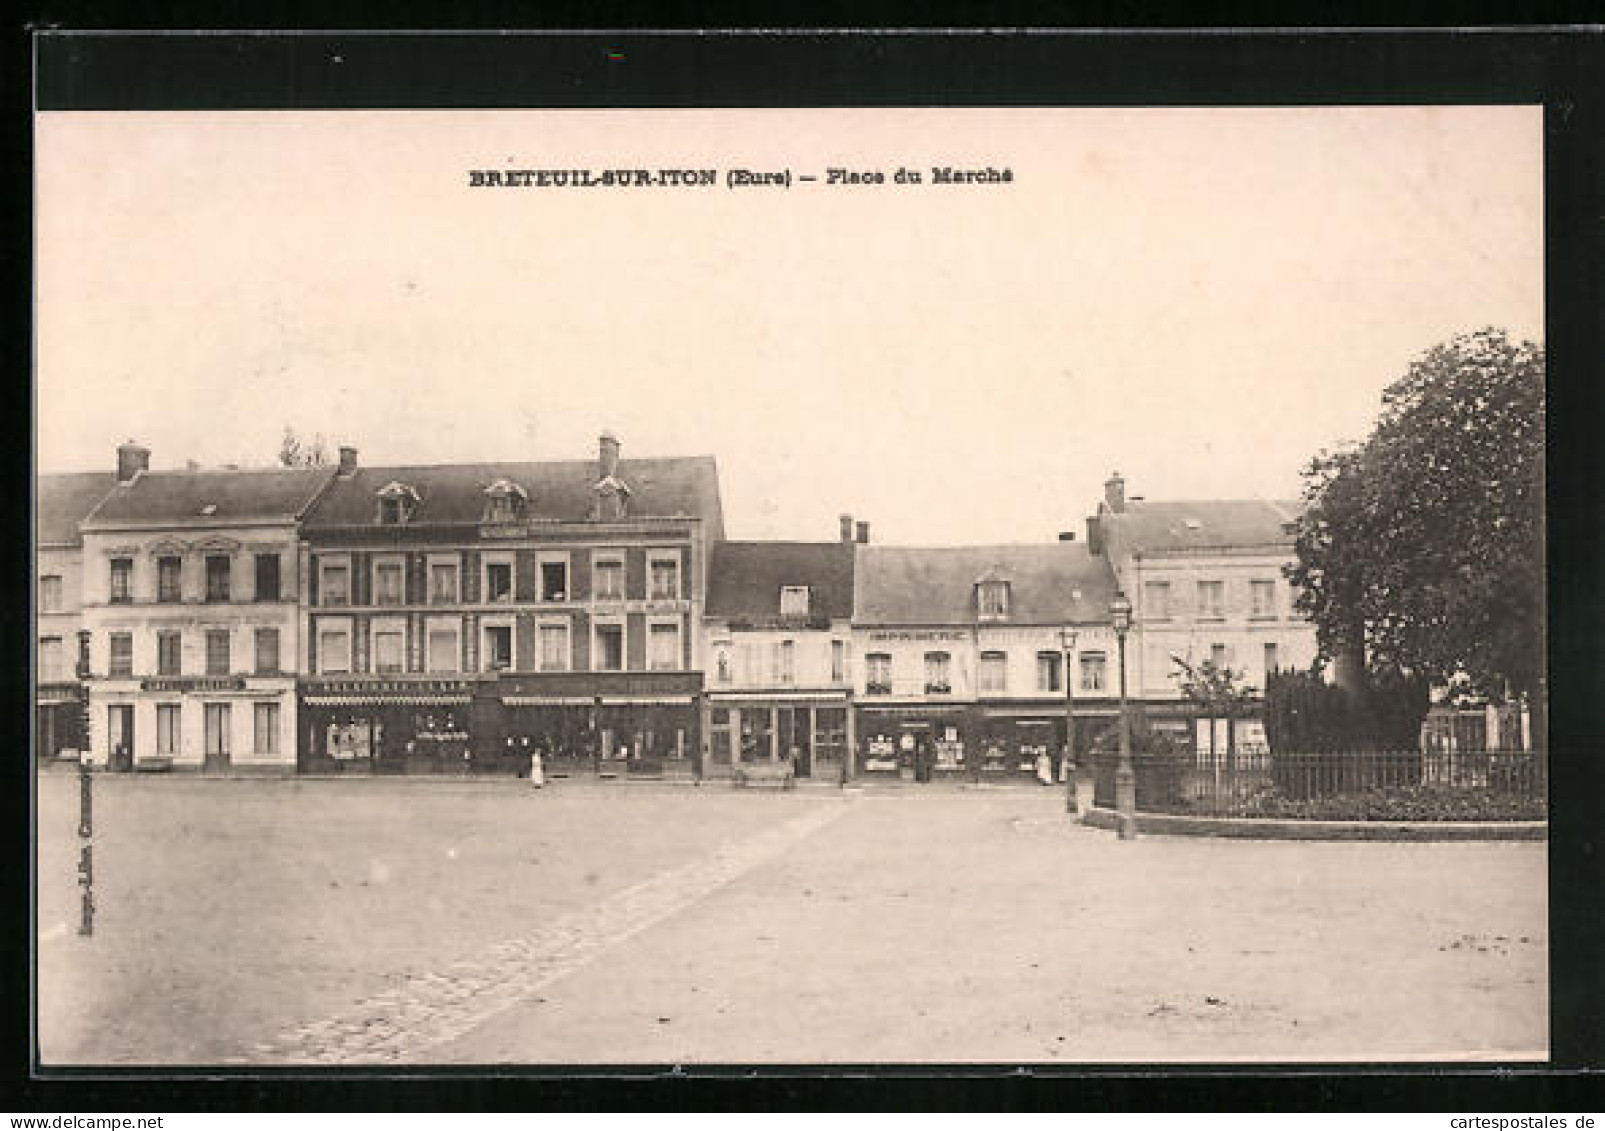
[1081,805,1547,842]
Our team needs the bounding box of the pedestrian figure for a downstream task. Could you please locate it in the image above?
[530,746,544,790]
[1035,748,1054,787]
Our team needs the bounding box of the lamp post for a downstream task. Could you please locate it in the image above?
[1110,591,1137,840]
[1060,625,1078,815]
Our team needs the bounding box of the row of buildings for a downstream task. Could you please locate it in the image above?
[36,435,1318,779]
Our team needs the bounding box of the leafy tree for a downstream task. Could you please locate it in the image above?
[278,426,331,468]
[1287,328,1545,741]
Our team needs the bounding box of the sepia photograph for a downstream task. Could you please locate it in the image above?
[33,95,1547,1069]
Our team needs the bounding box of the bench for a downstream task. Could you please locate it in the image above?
[733,758,796,790]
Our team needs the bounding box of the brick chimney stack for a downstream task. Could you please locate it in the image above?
[599,431,621,479]
[840,514,854,543]
[116,440,150,483]
[1104,471,1126,514]
[855,521,870,544]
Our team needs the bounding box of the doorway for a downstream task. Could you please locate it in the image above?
[203,702,232,772]
[107,704,134,772]
[778,706,813,777]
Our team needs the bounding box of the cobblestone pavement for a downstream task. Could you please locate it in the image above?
[245,797,853,1065]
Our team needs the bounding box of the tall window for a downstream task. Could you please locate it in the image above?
[1263,642,1279,676]
[484,625,513,671]
[977,581,1010,619]
[156,704,180,756]
[1210,643,1229,669]
[109,558,133,604]
[38,637,64,682]
[780,585,811,619]
[374,560,404,606]
[1143,580,1170,619]
[539,624,570,671]
[1251,579,1277,618]
[1080,652,1107,692]
[204,703,231,759]
[157,557,183,603]
[108,632,133,678]
[1037,651,1062,693]
[979,651,1008,693]
[1197,580,1224,619]
[255,627,280,674]
[39,574,63,613]
[594,559,624,601]
[205,629,231,675]
[485,561,513,603]
[427,625,461,672]
[539,560,568,602]
[650,558,680,600]
[831,640,846,684]
[157,630,182,676]
[254,703,280,755]
[205,555,232,602]
[319,628,351,674]
[373,629,404,674]
[924,651,951,694]
[320,563,349,606]
[595,624,624,671]
[650,623,682,671]
[865,653,892,695]
[430,561,458,604]
[255,554,281,602]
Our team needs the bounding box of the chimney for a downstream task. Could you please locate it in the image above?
[598,431,620,480]
[337,446,358,477]
[1104,471,1126,514]
[116,439,150,484]
[855,521,870,544]
[1086,515,1104,556]
[839,514,854,543]
[1058,531,1077,542]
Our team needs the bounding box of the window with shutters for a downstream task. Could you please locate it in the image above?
[255,554,281,602]
[205,556,232,603]
[110,558,133,605]
[1079,652,1107,692]
[158,557,183,603]
[108,632,133,678]
[255,627,281,674]
[205,629,231,675]
[373,628,404,674]
[978,651,1008,693]
[1037,651,1062,693]
[593,557,624,601]
[157,630,182,676]
[539,623,570,671]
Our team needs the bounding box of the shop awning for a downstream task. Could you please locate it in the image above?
[706,690,850,703]
[304,694,470,707]
[503,695,598,707]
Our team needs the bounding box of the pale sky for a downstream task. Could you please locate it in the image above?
[35,107,1543,544]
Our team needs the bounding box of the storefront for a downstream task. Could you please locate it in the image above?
[36,682,87,763]
[299,677,477,774]
[854,704,975,777]
[499,671,702,778]
[704,691,852,780]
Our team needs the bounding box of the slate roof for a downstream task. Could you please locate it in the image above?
[707,542,855,622]
[854,543,1119,626]
[37,472,117,546]
[82,468,334,529]
[1107,499,1302,554]
[302,457,723,533]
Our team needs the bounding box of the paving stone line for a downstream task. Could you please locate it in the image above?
[249,799,852,1065]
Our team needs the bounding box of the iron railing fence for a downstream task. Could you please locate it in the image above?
[1091,747,1546,819]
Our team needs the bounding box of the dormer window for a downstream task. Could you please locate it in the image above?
[483,478,529,524]
[592,477,631,522]
[779,585,811,619]
[376,481,420,525]
[976,573,1011,620]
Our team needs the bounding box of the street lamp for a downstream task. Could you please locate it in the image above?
[1110,591,1137,840]
[1059,625,1079,816]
